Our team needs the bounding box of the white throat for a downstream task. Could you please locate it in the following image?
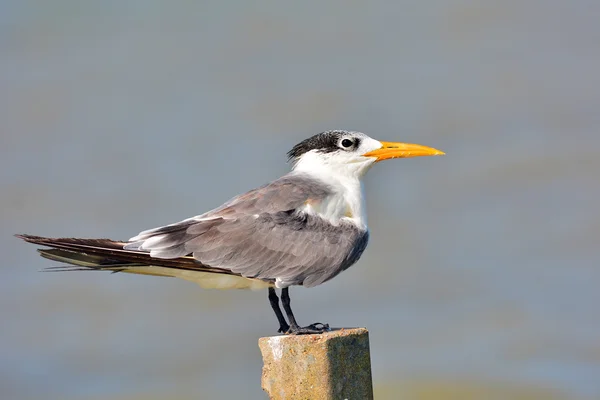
[291,151,376,229]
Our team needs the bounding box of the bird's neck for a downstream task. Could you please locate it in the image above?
[292,158,370,229]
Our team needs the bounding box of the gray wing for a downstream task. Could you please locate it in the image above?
[125,173,369,287]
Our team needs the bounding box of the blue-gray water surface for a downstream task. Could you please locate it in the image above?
[2,2,599,399]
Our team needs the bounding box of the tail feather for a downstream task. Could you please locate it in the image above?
[16,234,273,290]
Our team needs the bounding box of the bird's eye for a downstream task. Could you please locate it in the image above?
[341,138,354,148]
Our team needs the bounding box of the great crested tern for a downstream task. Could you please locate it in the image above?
[17,130,444,334]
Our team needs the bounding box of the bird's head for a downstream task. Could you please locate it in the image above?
[288,130,444,181]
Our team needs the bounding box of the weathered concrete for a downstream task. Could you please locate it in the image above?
[258,328,373,400]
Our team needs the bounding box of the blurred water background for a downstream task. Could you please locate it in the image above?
[2,1,600,399]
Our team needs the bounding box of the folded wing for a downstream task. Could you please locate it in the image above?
[126,173,369,288]
[16,234,272,290]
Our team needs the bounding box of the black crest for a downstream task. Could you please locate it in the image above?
[287,130,355,161]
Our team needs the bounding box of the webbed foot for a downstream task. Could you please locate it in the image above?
[286,322,330,335]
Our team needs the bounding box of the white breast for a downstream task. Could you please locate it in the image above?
[291,152,371,229]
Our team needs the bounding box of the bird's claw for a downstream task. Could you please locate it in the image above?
[285,322,330,335]
[306,322,330,330]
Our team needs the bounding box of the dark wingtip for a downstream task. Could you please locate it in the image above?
[15,234,47,243]
[15,233,34,241]
[42,266,96,272]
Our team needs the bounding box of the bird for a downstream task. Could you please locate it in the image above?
[16,130,444,335]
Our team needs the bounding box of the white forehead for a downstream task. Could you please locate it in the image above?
[343,131,384,154]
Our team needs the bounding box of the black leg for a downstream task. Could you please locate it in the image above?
[268,288,289,333]
[280,287,330,335]
[280,287,299,327]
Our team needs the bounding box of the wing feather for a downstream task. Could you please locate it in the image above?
[16,235,273,290]
[130,173,369,287]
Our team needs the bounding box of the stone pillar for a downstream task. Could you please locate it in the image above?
[258,328,373,400]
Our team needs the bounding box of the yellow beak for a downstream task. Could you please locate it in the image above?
[363,141,445,162]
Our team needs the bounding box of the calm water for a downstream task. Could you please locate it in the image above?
[2,2,600,399]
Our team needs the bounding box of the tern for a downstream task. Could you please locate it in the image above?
[17,130,444,334]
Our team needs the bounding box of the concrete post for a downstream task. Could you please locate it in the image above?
[258,328,373,400]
